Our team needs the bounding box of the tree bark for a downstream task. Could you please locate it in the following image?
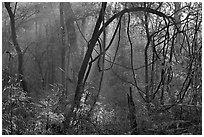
[5,2,28,92]
[73,2,107,111]
[63,3,175,130]
[174,2,181,55]
[59,3,66,87]
[144,12,151,109]
[63,2,77,96]
[63,3,107,130]
[127,87,138,134]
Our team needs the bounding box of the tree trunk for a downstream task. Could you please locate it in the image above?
[63,3,107,130]
[174,2,181,55]
[80,18,87,58]
[5,2,28,92]
[63,2,77,96]
[88,12,107,115]
[127,87,138,134]
[59,2,66,87]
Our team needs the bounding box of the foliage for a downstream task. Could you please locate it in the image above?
[2,2,202,135]
[2,76,66,135]
[2,75,36,134]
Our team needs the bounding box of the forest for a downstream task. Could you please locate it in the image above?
[2,2,202,135]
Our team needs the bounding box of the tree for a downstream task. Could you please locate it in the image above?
[63,1,177,131]
[2,2,202,135]
[4,2,28,92]
[63,2,78,96]
[59,2,66,87]
[63,3,107,131]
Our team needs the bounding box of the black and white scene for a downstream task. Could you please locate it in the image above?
[2,2,202,135]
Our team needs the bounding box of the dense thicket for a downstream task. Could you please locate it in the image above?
[2,2,202,135]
